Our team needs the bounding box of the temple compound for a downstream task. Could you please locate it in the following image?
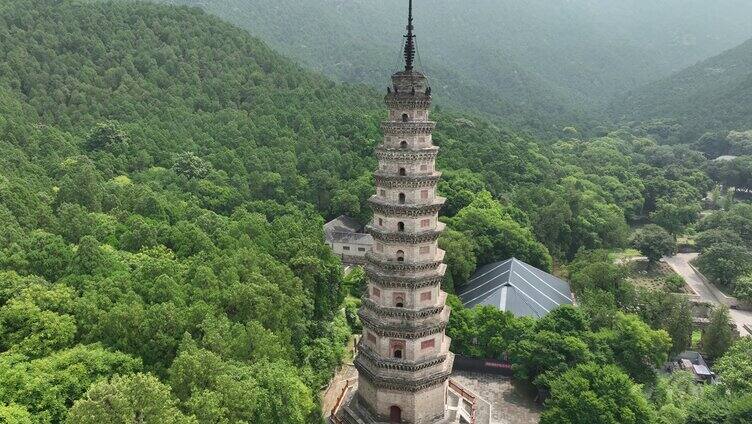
[333,2,467,423]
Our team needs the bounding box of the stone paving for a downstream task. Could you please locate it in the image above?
[451,371,541,424]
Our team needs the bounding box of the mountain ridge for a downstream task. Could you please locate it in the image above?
[151,0,752,132]
[610,37,752,141]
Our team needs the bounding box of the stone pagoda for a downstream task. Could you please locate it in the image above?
[335,1,454,423]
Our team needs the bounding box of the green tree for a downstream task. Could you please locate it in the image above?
[85,121,130,152]
[541,363,656,424]
[702,306,735,359]
[172,152,211,180]
[695,229,744,253]
[22,230,74,282]
[67,373,196,424]
[714,338,752,394]
[726,395,752,424]
[0,403,32,424]
[631,224,677,263]
[0,345,141,422]
[447,304,532,359]
[733,276,752,303]
[509,330,592,388]
[650,199,700,234]
[695,243,752,287]
[438,229,477,292]
[601,312,672,383]
[685,393,732,424]
[447,191,552,271]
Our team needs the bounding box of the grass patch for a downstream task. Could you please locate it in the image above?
[609,248,642,262]
[625,260,686,293]
[691,330,702,349]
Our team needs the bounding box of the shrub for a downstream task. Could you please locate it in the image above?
[664,273,686,293]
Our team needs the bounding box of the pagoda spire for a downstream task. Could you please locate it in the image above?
[404,0,416,71]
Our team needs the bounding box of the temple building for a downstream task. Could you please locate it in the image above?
[324,215,373,265]
[334,1,459,423]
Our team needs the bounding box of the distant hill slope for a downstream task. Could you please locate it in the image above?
[150,0,752,132]
[610,38,752,141]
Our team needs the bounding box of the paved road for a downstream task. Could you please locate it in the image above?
[664,253,752,336]
[663,253,718,303]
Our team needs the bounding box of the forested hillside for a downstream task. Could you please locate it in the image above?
[152,0,752,131]
[0,0,742,423]
[611,38,752,142]
[0,1,379,421]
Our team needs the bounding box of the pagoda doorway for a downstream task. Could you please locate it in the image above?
[390,406,402,423]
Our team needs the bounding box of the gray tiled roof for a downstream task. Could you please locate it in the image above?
[324,215,373,245]
[457,258,574,318]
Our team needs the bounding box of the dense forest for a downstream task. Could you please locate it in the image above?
[0,0,751,423]
[149,0,752,132]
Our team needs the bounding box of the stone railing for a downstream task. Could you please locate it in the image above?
[354,357,451,392]
[448,379,478,424]
[380,121,436,136]
[375,146,438,162]
[328,378,356,424]
[365,224,443,244]
[360,295,445,319]
[374,172,441,189]
[367,268,445,289]
[368,195,446,218]
[358,306,449,339]
[356,342,448,372]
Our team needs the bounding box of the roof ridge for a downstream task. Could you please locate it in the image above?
[465,258,512,284]
[515,261,571,301]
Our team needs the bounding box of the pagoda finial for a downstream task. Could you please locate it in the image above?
[404,0,416,72]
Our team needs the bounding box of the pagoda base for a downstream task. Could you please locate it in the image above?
[331,380,483,424]
[333,392,459,424]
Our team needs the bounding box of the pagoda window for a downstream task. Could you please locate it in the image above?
[390,340,406,359]
[394,296,404,308]
[399,193,406,204]
[421,219,430,228]
[396,250,405,262]
[402,113,409,122]
[400,140,408,149]
[420,164,428,171]
[399,167,406,176]
[380,189,386,197]
[420,190,428,200]
[379,218,383,226]
[398,222,405,232]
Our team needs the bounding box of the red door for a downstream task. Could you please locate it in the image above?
[390,406,402,423]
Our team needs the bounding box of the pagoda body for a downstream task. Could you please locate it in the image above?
[336,2,454,423]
